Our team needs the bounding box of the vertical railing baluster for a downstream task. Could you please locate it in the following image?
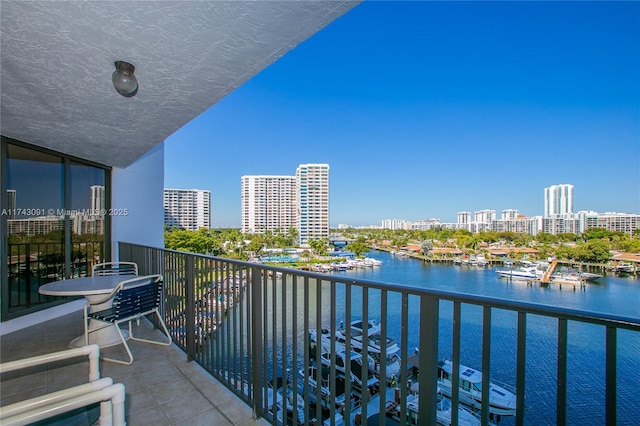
[557,318,567,426]
[303,276,310,426]
[251,264,263,419]
[379,290,388,426]
[516,311,526,426]
[418,294,439,426]
[606,326,617,425]
[452,301,461,426]
[185,254,196,362]
[361,286,369,422]
[481,306,491,425]
[291,274,299,426]
[399,293,408,426]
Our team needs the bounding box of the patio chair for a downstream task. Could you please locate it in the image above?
[92,261,138,276]
[0,344,125,426]
[84,274,172,365]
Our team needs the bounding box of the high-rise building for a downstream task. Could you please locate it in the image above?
[6,190,16,219]
[296,163,329,246]
[163,189,211,230]
[89,185,105,216]
[544,184,574,217]
[241,164,329,246]
[241,175,297,234]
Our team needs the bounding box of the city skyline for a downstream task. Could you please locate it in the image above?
[164,1,640,228]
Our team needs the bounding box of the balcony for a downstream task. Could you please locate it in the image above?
[2,243,639,425]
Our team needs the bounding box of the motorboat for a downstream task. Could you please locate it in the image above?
[319,347,379,396]
[495,266,537,280]
[296,364,346,410]
[437,359,517,416]
[364,386,483,426]
[336,319,402,381]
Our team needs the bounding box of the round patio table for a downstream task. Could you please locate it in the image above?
[39,275,132,348]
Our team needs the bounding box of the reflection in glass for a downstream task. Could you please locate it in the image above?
[4,143,108,315]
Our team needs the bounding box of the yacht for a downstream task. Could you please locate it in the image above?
[336,320,402,381]
[437,359,517,416]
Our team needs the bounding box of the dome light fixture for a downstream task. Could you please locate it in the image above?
[112,61,138,97]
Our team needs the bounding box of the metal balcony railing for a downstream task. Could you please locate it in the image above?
[7,241,105,312]
[119,242,640,426]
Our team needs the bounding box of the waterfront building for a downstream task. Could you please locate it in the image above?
[163,188,211,231]
[544,184,574,217]
[89,185,105,216]
[457,211,472,225]
[492,215,543,235]
[241,175,297,234]
[501,209,519,220]
[296,163,330,246]
[579,211,640,236]
[382,218,409,230]
[241,164,329,246]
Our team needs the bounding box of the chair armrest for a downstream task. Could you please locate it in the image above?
[0,344,101,382]
[0,377,113,420]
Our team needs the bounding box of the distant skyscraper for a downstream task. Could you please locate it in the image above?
[241,175,297,234]
[241,164,329,246]
[163,189,211,230]
[296,163,329,246]
[7,190,16,219]
[90,185,105,216]
[544,184,574,217]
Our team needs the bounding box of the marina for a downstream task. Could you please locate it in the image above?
[273,249,640,425]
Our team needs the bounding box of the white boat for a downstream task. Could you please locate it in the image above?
[495,266,537,280]
[437,359,517,416]
[365,386,483,426]
[336,319,402,381]
[310,324,401,383]
[296,364,346,410]
[318,347,379,395]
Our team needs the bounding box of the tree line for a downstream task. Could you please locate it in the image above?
[164,226,640,265]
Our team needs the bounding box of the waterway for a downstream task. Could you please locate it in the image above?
[312,249,640,426]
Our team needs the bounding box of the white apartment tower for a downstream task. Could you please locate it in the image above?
[163,189,211,230]
[90,185,105,216]
[296,163,329,246]
[241,175,297,234]
[544,184,574,217]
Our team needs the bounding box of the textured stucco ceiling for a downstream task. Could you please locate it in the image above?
[1,1,359,168]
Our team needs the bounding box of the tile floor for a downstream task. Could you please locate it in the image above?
[0,309,270,426]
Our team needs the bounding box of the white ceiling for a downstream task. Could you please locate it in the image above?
[1,1,359,168]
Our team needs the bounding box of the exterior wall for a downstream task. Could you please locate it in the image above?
[111,143,164,257]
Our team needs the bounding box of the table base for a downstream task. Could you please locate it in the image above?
[70,324,129,348]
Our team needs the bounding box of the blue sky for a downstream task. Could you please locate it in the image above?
[164,1,640,228]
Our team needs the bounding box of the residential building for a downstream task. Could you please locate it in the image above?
[296,163,330,246]
[240,164,329,245]
[163,188,211,230]
[241,175,297,234]
[544,184,574,217]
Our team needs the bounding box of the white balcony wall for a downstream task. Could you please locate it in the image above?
[111,143,164,258]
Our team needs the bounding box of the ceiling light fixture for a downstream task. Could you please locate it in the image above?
[112,61,138,97]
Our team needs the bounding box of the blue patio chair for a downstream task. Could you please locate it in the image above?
[84,274,171,365]
[92,261,138,276]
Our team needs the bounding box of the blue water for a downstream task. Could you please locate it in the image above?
[315,250,640,425]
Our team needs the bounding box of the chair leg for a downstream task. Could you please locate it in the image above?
[128,311,172,347]
[99,323,134,366]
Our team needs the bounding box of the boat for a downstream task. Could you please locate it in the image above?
[610,262,635,274]
[296,364,347,410]
[318,347,379,396]
[310,324,401,383]
[364,386,484,426]
[495,266,538,280]
[336,320,402,381]
[437,359,517,416]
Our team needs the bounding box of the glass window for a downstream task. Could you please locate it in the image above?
[2,140,109,318]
